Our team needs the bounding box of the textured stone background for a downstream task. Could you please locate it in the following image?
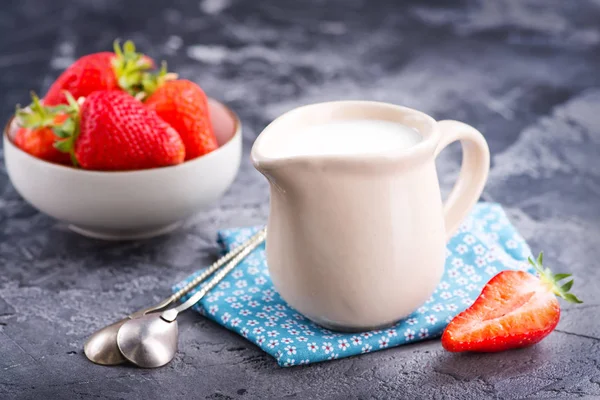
[1,0,599,399]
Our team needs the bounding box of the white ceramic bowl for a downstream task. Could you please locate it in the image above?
[4,98,242,240]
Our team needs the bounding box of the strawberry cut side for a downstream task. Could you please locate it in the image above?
[442,271,559,352]
[441,252,582,353]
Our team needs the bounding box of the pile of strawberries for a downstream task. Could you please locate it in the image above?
[13,41,218,171]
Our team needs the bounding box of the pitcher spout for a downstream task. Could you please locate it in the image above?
[250,121,317,191]
[251,145,304,194]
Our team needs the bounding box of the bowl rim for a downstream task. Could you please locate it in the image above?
[4,96,242,176]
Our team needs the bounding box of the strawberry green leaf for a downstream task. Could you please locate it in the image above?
[560,280,574,292]
[53,140,71,152]
[64,91,80,111]
[529,251,583,304]
[49,91,81,166]
[123,40,135,55]
[17,91,81,167]
[553,273,572,281]
[113,39,124,58]
[16,92,64,129]
[563,293,583,304]
[138,61,178,99]
[52,127,70,138]
[111,39,159,96]
[53,118,75,138]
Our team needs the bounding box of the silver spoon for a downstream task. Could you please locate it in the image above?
[84,229,266,365]
[117,228,267,368]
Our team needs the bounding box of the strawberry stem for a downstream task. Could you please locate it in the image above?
[111,39,156,96]
[16,92,66,129]
[52,92,81,166]
[139,61,178,99]
[528,252,583,303]
[16,91,81,167]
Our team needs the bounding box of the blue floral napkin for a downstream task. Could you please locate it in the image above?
[174,203,534,367]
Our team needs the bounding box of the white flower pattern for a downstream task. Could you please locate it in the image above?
[378,336,389,348]
[175,204,533,367]
[322,342,334,354]
[338,339,350,351]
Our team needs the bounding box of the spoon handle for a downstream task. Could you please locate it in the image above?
[162,228,267,321]
[128,229,266,318]
[171,229,267,301]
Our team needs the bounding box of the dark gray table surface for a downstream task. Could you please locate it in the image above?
[1,1,599,399]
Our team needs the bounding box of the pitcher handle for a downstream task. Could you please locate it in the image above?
[435,120,490,240]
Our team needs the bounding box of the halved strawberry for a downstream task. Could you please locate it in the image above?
[441,253,582,353]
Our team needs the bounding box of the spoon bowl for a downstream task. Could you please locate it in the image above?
[84,319,129,365]
[83,230,264,367]
[115,229,266,368]
[117,314,179,368]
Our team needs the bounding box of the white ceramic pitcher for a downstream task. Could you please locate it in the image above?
[251,101,489,331]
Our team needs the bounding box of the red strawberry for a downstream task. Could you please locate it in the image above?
[44,52,117,106]
[13,94,71,164]
[145,79,218,160]
[442,253,581,353]
[44,40,155,106]
[56,91,185,171]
